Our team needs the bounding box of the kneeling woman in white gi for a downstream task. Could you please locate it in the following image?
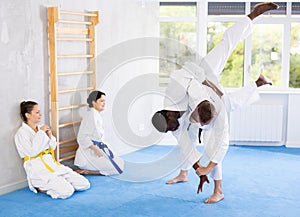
[15,101,90,199]
[74,90,124,175]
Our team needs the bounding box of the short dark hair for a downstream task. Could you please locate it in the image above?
[152,110,168,133]
[87,90,106,107]
[198,101,215,124]
[20,101,38,123]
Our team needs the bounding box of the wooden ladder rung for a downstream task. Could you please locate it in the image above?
[60,10,97,17]
[59,138,77,145]
[58,19,92,25]
[60,144,78,155]
[59,154,76,162]
[57,54,93,58]
[48,7,99,163]
[59,104,87,111]
[56,27,89,35]
[58,71,93,76]
[59,143,78,161]
[58,120,81,128]
[58,87,93,94]
[57,37,93,41]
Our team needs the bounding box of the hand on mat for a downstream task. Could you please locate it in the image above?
[197,175,209,194]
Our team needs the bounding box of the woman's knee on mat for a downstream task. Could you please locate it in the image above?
[47,176,75,199]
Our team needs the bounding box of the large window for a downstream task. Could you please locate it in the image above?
[159,1,300,90]
[159,2,197,86]
[207,22,244,87]
[251,24,283,86]
[290,23,300,88]
[160,22,196,77]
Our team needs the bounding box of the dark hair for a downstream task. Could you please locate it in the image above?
[152,110,168,132]
[87,90,106,107]
[20,101,38,123]
[152,110,181,133]
[198,101,215,124]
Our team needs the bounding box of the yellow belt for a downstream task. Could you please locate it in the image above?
[24,148,61,173]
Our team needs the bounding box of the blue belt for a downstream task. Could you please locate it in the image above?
[92,140,123,174]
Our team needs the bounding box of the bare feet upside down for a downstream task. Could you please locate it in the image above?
[256,74,273,87]
[76,169,102,175]
[248,2,279,20]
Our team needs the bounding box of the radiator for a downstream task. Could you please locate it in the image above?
[229,105,283,142]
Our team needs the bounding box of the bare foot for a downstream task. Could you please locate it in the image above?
[166,175,188,184]
[255,74,272,87]
[76,169,86,174]
[76,169,102,175]
[204,192,224,204]
[248,2,279,20]
[36,188,47,194]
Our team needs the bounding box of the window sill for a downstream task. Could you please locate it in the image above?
[225,87,300,95]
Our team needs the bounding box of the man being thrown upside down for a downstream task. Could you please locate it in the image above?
[152,2,279,204]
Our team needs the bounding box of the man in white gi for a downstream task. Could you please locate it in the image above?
[152,2,279,204]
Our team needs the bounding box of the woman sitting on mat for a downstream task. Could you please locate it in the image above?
[74,90,124,175]
[15,101,90,199]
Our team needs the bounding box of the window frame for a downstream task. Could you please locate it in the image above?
[159,1,300,91]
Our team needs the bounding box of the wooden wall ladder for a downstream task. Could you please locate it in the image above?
[47,7,99,162]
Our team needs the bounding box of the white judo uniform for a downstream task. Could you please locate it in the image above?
[164,16,259,180]
[14,123,90,199]
[74,108,124,175]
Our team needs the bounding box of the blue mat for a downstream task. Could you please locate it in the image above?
[0,145,299,217]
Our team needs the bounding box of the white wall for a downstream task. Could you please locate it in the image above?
[0,0,161,195]
[228,91,289,146]
[0,0,53,195]
[286,93,300,148]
